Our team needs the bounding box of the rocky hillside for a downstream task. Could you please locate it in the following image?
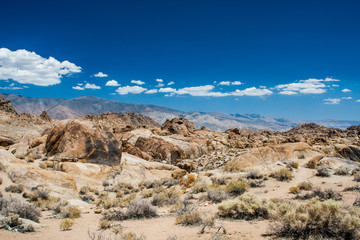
[2,92,359,131]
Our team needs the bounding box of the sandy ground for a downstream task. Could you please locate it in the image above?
[1,157,360,240]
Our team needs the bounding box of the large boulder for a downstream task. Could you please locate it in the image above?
[45,120,122,165]
[0,96,18,115]
[161,117,195,136]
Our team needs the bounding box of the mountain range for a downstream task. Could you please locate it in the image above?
[0,92,359,131]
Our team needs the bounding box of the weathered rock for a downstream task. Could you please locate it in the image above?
[161,117,195,136]
[45,120,122,165]
[0,96,18,115]
[334,144,360,161]
[40,111,51,121]
[0,135,15,147]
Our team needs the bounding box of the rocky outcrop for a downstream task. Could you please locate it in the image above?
[45,120,122,165]
[161,117,195,136]
[0,96,18,115]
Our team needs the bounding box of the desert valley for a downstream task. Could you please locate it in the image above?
[0,95,360,239]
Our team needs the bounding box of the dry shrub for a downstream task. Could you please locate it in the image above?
[289,186,301,194]
[5,184,24,193]
[151,188,180,207]
[225,180,248,196]
[211,176,228,185]
[316,167,331,177]
[60,218,74,231]
[59,205,81,219]
[192,177,210,193]
[88,230,145,240]
[270,168,294,181]
[344,185,360,192]
[296,188,342,201]
[175,209,203,226]
[0,195,41,222]
[287,161,299,169]
[270,199,360,239]
[102,209,126,221]
[297,181,313,191]
[218,195,269,220]
[99,219,112,230]
[126,199,157,219]
[0,213,34,233]
[354,174,360,182]
[246,170,263,179]
[79,186,90,195]
[247,179,265,188]
[141,189,154,198]
[334,166,349,176]
[306,155,323,169]
[81,194,94,202]
[180,174,197,188]
[206,184,229,203]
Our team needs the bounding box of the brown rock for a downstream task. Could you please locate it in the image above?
[0,96,18,115]
[45,120,122,165]
[161,117,195,136]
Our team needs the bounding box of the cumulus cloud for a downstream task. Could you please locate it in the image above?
[357,100,360,102]
[145,89,158,94]
[159,87,177,93]
[131,80,145,85]
[232,87,273,96]
[218,81,230,86]
[105,80,120,87]
[0,48,81,86]
[0,83,24,90]
[342,97,352,100]
[156,78,163,83]
[324,98,341,104]
[72,82,101,90]
[231,81,242,85]
[342,88,351,93]
[116,85,147,95]
[168,81,175,85]
[275,78,337,95]
[93,72,108,77]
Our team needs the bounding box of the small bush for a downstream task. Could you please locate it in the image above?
[316,167,331,177]
[247,179,265,188]
[192,178,210,193]
[354,174,360,182]
[79,186,90,195]
[270,168,294,181]
[1,213,22,228]
[289,187,301,194]
[99,219,112,230]
[247,170,263,179]
[334,166,349,175]
[29,188,50,202]
[151,188,181,207]
[297,181,313,191]
[270,199,360,239]
[175,209,202,226]
[0,195,41,222]
[354,198,360,207]
[225,180,248,196]
[5,184,24,193]
[306,155,323,169]
[60,205,81,219]
[344,185,360,192]
[102,209,126,221]
[81,194,94,202]
[126,199,157,219]
[218,195,269,220]
[60,219,74,231]
[287,161,299,169]
[207,187,229,203]
[180,174,197,188]
[296,188,342,201]
[211,176,228,185]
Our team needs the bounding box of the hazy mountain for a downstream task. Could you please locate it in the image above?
[0,92,358,131]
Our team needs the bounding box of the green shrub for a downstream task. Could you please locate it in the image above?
[218,195,269,220]
[5,184,24,193]
[225,180,248,196]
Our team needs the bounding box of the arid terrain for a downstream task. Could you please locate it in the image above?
[1,95,360,240]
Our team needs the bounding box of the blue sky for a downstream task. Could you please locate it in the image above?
[0,0,359,120]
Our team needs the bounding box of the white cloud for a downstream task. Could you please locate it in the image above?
[72,86,84,90]
[168,81,175,86]
[0,84,23,90]
[324,98,341,104]
[231,81,242,85]
[116,85,147,95]
[145,89,157,94]
[131,80,145,85]
[73,82,101,90]
[275,78,335,95]
[105,80,120,87]
[232,87,273,96]
[93,72,108,77]
[342,97,352,100]
[84,83,101,89]
[159,87,177,93]
[332,84,339,87]
[357,100,360,102]
[279,90,298,95]
[156,83,164,87]
[156,78,163,83]
[0,48,81,86]
[342,88,351,93]
[177,85,227,97]
[218,81,230,86]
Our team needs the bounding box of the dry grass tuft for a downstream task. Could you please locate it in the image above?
[270,168,294,181]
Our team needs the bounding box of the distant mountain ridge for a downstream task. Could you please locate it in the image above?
[0,92,359,131]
